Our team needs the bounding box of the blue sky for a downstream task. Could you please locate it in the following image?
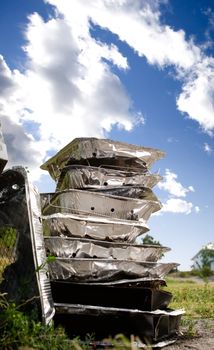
[0,0,214,270]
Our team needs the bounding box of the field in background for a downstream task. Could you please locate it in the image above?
[0,276,214,349]
[165,277,214,318]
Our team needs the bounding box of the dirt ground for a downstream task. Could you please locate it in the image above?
[166,319,214,350]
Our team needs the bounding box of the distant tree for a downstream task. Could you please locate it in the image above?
[141,234,162,246]
[194,248,214,278]
[141,234,165,259]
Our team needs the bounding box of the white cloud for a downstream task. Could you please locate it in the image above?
[158,169,194,197]
[204,142,213,154]
[1,0,214,181]
[156,168,199,215]
[0,11,138,180]
[177,58,214,134]
[195,206,200,213]
[47,0,214,134]
[161,198,193,215]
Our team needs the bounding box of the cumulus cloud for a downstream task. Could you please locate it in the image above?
[0,11,138,180]
[158,169,194,197]
[47,0,214,134]
[156,168,199,215]
[161,198,193,215]
[1,0,214,181]
[177,58,214,134]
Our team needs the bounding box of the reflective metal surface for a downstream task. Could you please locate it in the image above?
[56,165,162,190]
[45,237,170,261]
[48,258,178,282]
[41,189,161,222]
[42,212,149,242]
[0,167,54,325]
[0,123,8,173]
[41,138,165,181]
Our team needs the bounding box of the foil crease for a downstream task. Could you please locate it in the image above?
[41,138,165,181]
[42,213,149,242]
[41,189,161,222]
[48,258,178,282]
[44,237,169,262]
[56,165,162,191]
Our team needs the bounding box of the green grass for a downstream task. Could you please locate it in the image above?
[164,278,214,318]
[1,278,214,349]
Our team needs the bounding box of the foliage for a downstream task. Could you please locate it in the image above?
[141,234,162,246]
[194,248,214,278]
[0,226,17,249]
[164,279,214,318]
[0,294,152,350]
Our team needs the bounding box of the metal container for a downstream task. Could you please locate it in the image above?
[51,280,172,311]
[48,258,178,282]
[42,213,149,242]
[44,237,169,262]
[41,189,162,222]
[54,303,183,343]
[41,138,165,181]
[56,165,162,190]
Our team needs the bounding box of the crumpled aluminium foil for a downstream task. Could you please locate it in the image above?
[41,189,162,222]
[41,138,165,181]
[48,258,178,282]
[44,237,170,261]
[56,165,162,191]
[42,212,149,242]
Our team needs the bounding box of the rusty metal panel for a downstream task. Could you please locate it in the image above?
[44,237,170,261]
[0,123,8,173]
[48,258,178,282]
[56,165,162,190]
[42,212,149,242]
[41,189,161,222]
[41,138,165,180]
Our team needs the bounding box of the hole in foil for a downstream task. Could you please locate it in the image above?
[91,207,95,211]
[111,208,115,212]
[92,152,96,157]
[12,184,19,190]
[103,182,108,186]
[72,253,76,257]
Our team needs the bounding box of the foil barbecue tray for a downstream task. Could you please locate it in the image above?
[41,189,161,222]
[53,303,183,343]
[41,138,165,181]
[48,258,178,282]
[56,165,162,190]
[42,213,149,242]
[44,236,169,262]
[51,280,172,311]
[79,186,159,201]
[0,124,8,173]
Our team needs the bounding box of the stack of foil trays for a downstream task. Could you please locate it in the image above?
[41,138,183,346]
